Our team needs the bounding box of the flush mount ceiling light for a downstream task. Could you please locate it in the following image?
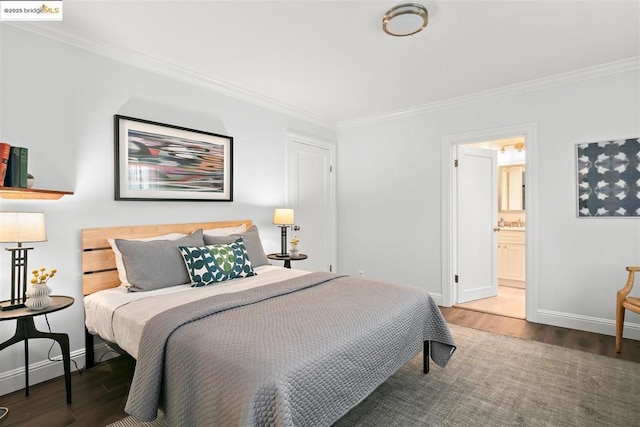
[382,3,429,37]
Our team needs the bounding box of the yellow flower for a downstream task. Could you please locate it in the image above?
[31,267,58,284]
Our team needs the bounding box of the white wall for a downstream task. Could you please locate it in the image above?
[0,25,335,395]
[338,69,640,335]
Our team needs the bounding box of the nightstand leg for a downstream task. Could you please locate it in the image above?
[22,318,72,404]
[0,317,72,404]
[59,334,71,404]
[284,259,291,269]
[24,327,29,397]
[0,321,29,397]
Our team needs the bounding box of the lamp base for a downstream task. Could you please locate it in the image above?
[278,225,289,257]
[0,300,26,311]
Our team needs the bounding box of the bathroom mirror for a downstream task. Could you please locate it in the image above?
[499,164,525,211]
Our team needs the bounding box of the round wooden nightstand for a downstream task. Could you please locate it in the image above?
[0,295,74,404]
[267,253,308,269]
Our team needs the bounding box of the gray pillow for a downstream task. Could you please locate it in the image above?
[203,225,271,267]
[116,229,205,291]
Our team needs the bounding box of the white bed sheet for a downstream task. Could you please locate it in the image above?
[84,265,309,359]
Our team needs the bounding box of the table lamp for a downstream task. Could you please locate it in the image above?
[0,212,47,310]
[273,208,294,256]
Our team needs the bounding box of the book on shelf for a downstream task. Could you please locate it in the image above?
[0,143,10,187]
[3,146,28,188]
[18,147,28,188]
[4,146,20,187]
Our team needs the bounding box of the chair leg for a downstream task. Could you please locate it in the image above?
[616,304,625,353]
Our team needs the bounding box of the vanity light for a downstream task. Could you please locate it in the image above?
[500,142,525,153]
[382,3,429,37]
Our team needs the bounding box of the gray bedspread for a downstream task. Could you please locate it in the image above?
[125,272,456,426]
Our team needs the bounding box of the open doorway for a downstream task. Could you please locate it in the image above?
[454,138,526,319]
[440,122,537,323]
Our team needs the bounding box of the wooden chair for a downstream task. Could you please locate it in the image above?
[616,266,640,352]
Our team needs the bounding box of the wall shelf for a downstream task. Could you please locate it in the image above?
[0,187,73,200]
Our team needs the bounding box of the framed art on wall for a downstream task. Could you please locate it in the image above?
[114,115,233,201]
[576,137,640,217]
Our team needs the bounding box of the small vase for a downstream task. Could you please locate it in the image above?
[289,244,300,258]
[25,284,52,310]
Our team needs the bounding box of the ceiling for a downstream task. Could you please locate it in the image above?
[17,0,640,126]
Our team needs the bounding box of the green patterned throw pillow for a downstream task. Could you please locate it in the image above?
[179,237,256,287]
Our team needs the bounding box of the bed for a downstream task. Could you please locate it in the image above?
[82,220,456,426]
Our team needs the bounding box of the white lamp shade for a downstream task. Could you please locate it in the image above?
[0,212,47,243]
[273,208,295,225]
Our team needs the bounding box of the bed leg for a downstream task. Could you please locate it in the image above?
[423,341,430,374]
[85,326,95,369]
[422,341,431,374]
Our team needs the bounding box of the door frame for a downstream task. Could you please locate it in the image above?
[440,122,538,322]
[286,131,338,272]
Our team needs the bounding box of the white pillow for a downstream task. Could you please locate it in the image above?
[202,224,247,237]
[108,233,187,287]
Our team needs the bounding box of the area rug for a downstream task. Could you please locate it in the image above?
[108,324,640,426]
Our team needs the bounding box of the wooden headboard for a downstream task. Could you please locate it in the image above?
[81,219,253,296]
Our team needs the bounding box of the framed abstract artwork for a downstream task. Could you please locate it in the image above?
[576,137,640,217]
[114,115,233,201]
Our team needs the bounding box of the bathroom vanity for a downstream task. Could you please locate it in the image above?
[498,228,525,286]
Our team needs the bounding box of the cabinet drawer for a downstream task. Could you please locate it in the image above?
[498,230,525,244]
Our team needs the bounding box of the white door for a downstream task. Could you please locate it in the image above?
[456,145,499,303]
[289,137,335,272]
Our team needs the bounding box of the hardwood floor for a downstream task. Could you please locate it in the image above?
[441,307,640,362]
[1,307,638,427]
[453,285,525,319]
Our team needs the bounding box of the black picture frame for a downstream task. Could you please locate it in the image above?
[114,115,233,201]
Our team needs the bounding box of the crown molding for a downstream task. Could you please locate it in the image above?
[338,57,640,130]
[7,23,336,130]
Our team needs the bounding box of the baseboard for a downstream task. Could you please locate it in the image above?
[537,309,640,340]
[498,279,525,289]
[428,292,442,306]
[0,342,119,397]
